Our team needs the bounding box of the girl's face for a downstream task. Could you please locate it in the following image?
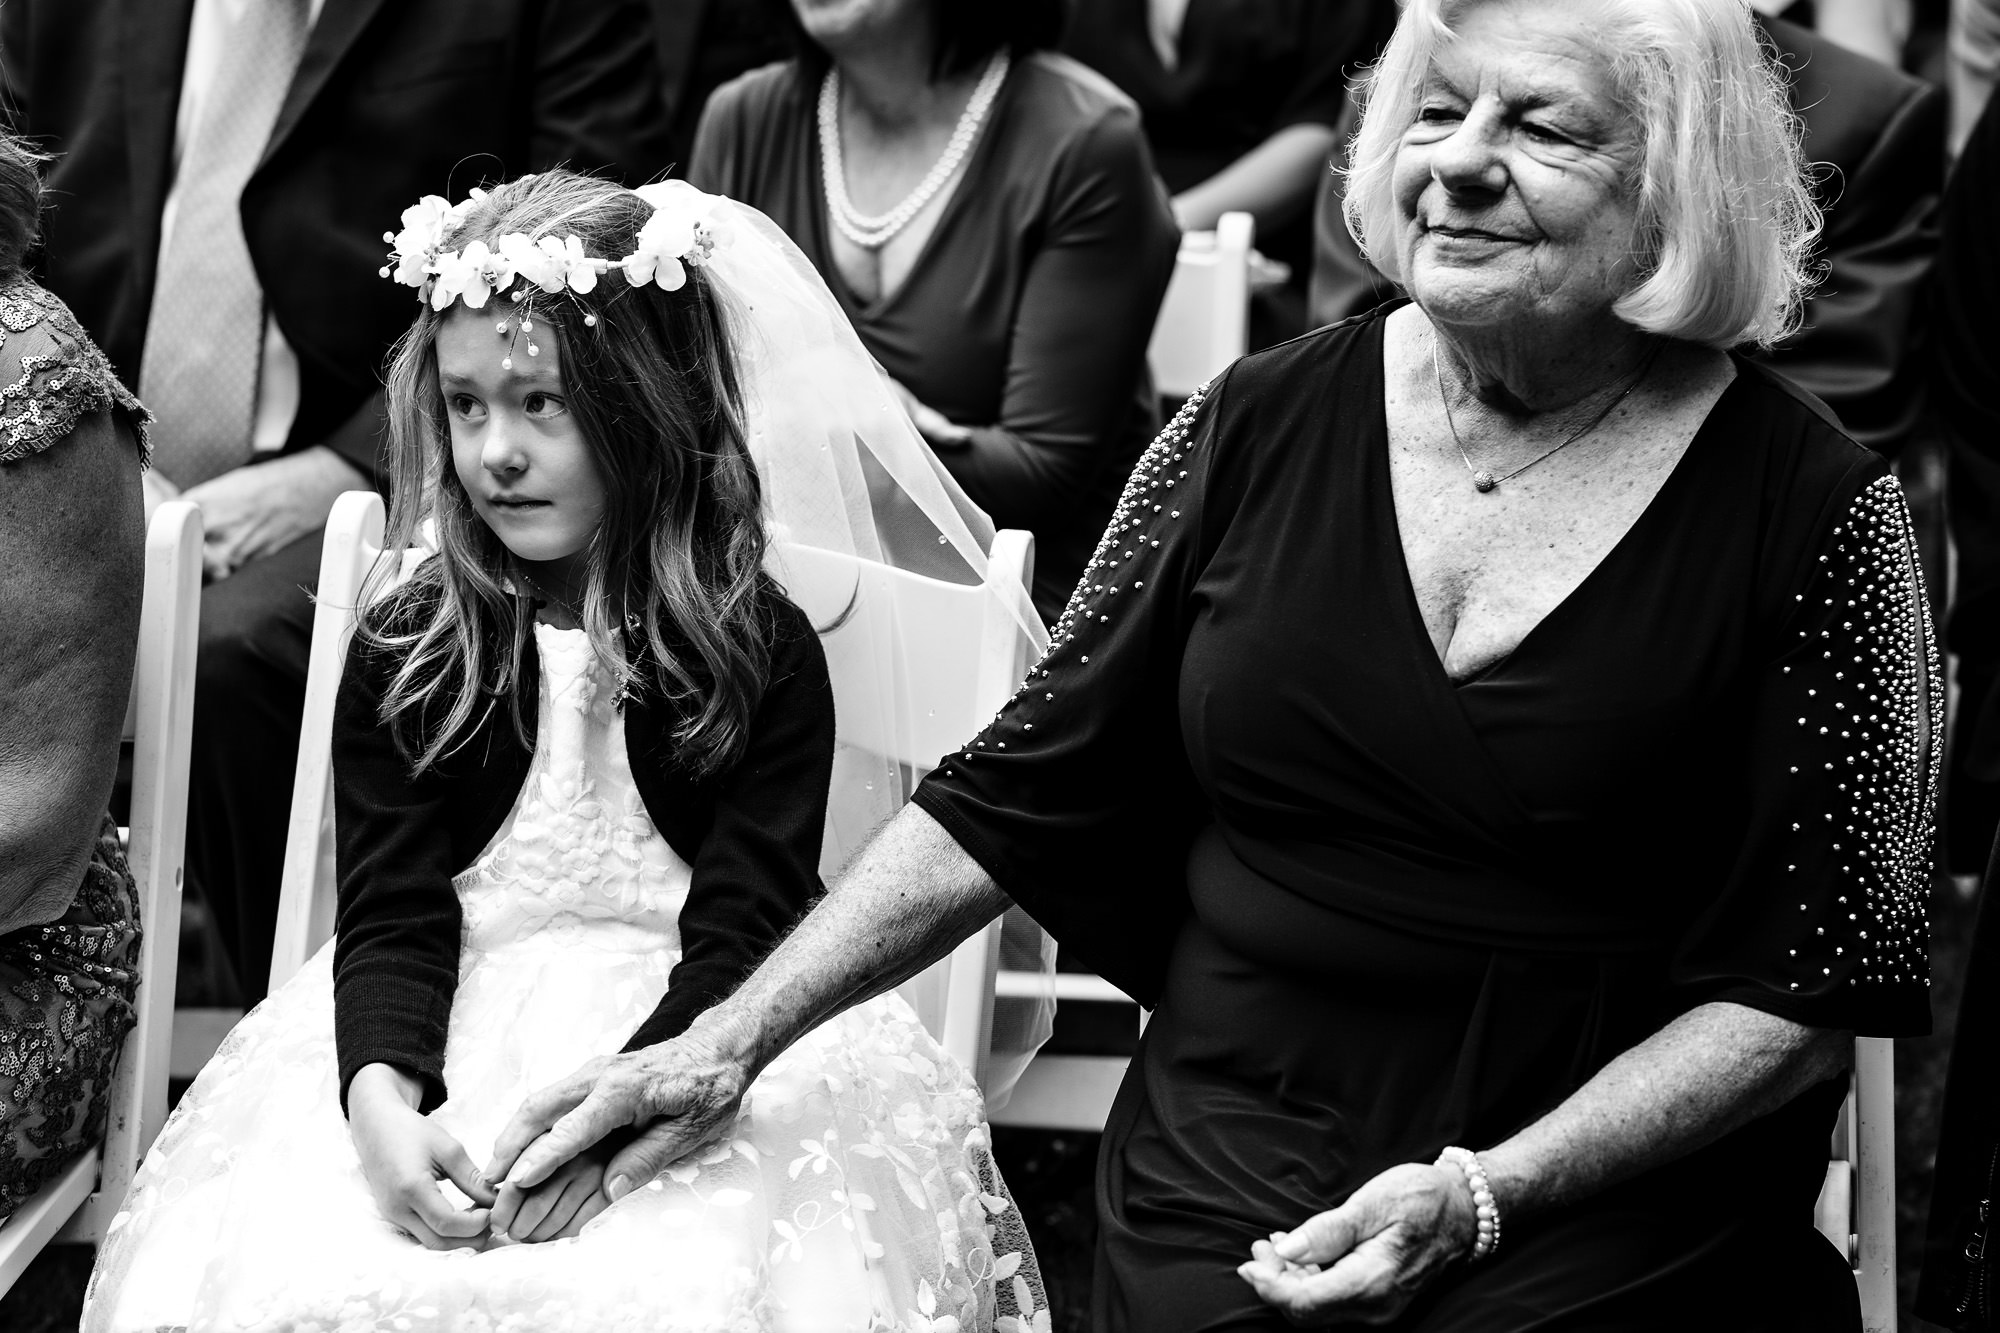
[437,305,606,580]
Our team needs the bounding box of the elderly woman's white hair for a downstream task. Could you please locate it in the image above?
[1343,0,1820,349]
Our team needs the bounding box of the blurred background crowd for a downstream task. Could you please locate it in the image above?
[3,0,2000,1327]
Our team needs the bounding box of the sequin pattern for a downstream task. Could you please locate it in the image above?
[1781,474,1939,994]
[939,384,1214,780]
[0,279,152,467]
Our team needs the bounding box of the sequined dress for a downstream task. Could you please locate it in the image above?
[913,305,1938,1332]
[86,623,1046,1333]
[0,277,148,1224]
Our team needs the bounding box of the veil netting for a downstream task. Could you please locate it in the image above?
[694,190,1057,1110]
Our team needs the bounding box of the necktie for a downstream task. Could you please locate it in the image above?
[140,0,310,488]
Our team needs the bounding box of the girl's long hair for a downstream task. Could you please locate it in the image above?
[361,170,773,777]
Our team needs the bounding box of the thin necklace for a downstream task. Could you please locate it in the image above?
[518,570,585,626]
[1432,339,1660,493]
[818,52,1010,251]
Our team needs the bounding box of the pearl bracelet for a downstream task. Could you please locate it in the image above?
[1435,1146,1502,1261]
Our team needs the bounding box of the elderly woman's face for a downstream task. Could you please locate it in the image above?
[1392,1,1643,333]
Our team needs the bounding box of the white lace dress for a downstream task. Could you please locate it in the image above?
[85,624,1047,1333]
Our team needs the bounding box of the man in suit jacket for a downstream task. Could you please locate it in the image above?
[1308,14,1946,461]
[1,0,671,1001]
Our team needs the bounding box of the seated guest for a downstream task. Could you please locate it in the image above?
[1754,0,1912,67]
[690,0,1179,624]
[1952,0,2000,151]
[0,132,148,1223]
[1061,0,1394,346]
[1310,11,1945,464]
[489,2,1936,1329]
[1920,101,2000,1325]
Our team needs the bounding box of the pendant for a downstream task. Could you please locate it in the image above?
[1473,471,1499,493]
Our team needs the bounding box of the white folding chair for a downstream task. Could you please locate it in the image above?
[268,491,386,992]
[268,493,1039,1096]
[1816,1035,1897,1332]
[1147,211,1255,402]
[986,965,1140,1132]
[766,531,1037,1086]
[0,500,201,1290]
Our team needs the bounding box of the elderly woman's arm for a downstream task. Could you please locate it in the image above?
[1239,1004,1850,1323]
[485,805,1004,1198]
[0,404,144,934]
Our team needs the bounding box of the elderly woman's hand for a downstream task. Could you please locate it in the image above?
[483,1022,753,1204]
[1237,1162,1478,1325]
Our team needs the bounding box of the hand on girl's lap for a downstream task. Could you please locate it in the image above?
[348,1063,498,1251]
[490,1143,614,1244]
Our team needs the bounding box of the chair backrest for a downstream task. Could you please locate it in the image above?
[763,533,1036,1082]
[269,494,1034,1088]
[269,491,386,991]
[69,500,203,1240]
[1147,211,1254,402]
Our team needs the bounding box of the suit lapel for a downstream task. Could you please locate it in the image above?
[120,0,197,255]
[259,0,395,169]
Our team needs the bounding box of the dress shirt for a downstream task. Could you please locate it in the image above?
[160,0,327,455]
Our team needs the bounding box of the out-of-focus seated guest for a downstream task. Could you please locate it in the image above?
[1923,101,2000,1313]
[487,3,1938,1330]
[1061,0,1394,347]
[1753,0,1913,67]
[1310,11,1945,462]
[1937,91,2000,880]
[1952,0,2000,152]
[0,133,148,1224]
[689,0,1179,623]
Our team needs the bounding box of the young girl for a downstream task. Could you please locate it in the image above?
[85,171,1045,1333]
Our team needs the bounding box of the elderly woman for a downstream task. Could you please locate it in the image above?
[489,2,1934,1328]
[0,132,148,1222]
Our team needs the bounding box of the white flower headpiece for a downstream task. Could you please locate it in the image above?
[380,179,732,315]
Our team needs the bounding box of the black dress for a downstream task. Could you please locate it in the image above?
[912,306,1936,1331]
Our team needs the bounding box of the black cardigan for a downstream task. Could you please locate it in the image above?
[329,588,834,1111]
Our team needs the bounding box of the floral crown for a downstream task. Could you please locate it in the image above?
[380,178,731,331]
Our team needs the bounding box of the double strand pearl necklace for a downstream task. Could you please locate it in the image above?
[818,52,1011,251]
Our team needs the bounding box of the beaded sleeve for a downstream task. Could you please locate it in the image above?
[0,280,151,468]
[1673,470,1938,1033]
[912,381,1226,1006]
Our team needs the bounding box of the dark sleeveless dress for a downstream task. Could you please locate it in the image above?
[912,305,1936,1331]
[0,277,148,1224]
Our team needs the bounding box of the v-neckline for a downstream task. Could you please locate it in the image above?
[1369,318,1747,691]
[810,61,1016,322]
